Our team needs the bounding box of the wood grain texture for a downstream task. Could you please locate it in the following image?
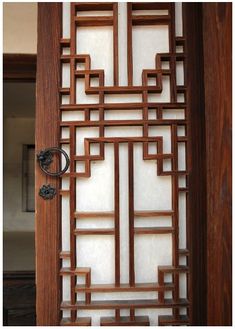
[203,3,232,325]
[35,3,61,325]
[3,54,36,82]
[183,3,207,325]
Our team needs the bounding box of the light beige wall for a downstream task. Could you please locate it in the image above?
[4,117,35,232]
[3,2,37,54]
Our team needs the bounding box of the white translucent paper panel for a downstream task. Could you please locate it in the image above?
[179,192,186,249]
[133,26,169,85]
[76,79,99,104]
[63,2,70,38]
[118,3,128,86]
[135,217,172,228]
[76,144,114,211]
[134,143,172,210]
[105,94,142,103]
[62,63,70,88]
[76,27,113,86]
[175,3,183,36]
[76,127,100,155]
[136,309,173,326]
[176,61,184,86]
[179,273,187,298]
[119,144,129,284]
[62,111,84,121]
[135,235,172,283]
[76,219,114,229]
[62,276,71,301]
[76,236,115,284]
[104,109,142,120]
[147,76,170,102]
[77,310,114,326]
[105,126,142,138]
[148,126,171,153]
[61,196,70,250]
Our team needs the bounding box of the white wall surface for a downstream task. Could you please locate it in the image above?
[4,117,35,232]
[3,2,37,54]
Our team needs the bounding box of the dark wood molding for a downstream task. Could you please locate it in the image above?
[3,54,37,82]
[203,3,232,326]
[4,271,36,326]
[183,3,207,325]
[36,3,62,325]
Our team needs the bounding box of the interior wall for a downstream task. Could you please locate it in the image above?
[3,2,37,54]
[4,117,35,232]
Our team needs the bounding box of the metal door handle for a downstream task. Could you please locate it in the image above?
[37,147,70,177]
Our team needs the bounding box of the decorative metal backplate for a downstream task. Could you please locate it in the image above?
[59,2,189,326]
[39,184,56,200]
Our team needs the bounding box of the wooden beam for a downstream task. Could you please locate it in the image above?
[3,54,36,82]
[203,3,232,326]
[183,3,207,325]
[36,3,61,325]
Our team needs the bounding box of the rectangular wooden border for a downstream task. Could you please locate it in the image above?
[35,2,232,325]
[35,3,62,325]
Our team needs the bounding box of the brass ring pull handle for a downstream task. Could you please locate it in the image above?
[37,147,70,177]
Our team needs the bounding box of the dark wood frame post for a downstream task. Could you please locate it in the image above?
[183,3,232,326]
[203,3,232,326]
[35,3,62,325]
[183,3,207,325]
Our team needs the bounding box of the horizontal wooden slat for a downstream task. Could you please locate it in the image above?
[74,228,115,235]
[158,315,189,325]
[74,211,114,218]
[60,267,90,275]
[61,317,91,326]
[100,315,150,326]
[158,266,189,273]
[134,210,174,217]
[60,119,187,127]
[75,282,174,293]
[132,15,170,26]
[61,298,189,310]
[134,227,174,234]
[60,102,186,110]
[75,16,113,26]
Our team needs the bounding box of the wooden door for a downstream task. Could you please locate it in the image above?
[35,2,231,326]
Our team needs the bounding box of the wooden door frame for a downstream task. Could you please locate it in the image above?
[3,54,37,82]
[35,3,232,326]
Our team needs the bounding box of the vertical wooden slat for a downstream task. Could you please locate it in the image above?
[114,142,120,286]
[203,3,232,326]
[113,3,119,86]
[169,3,177,103]
[128,142,135,286]
[36,3,62,325]
[69,4,77,323]
[127,3,133,86]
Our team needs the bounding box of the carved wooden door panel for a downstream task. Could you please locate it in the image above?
[36,2,191,326]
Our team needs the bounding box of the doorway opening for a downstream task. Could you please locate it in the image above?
[3,58,36,325]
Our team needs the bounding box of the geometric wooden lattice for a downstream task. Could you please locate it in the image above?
[59,2,189,326]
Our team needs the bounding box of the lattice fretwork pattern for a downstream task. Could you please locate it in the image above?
[59,2,189,326]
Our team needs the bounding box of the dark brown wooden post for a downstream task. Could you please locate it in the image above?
[203,3,232,326]
[183,3,207,325]
[36,3,61,325]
